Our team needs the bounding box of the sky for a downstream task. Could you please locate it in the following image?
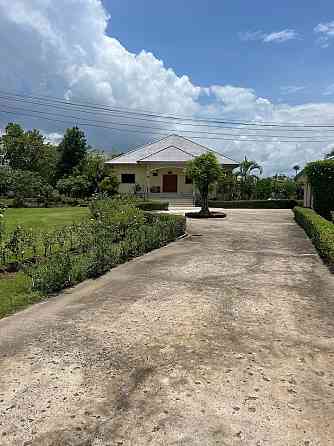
[0,0,334,175]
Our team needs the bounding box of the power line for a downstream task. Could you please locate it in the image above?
[2,102,334,141]
[0,107,332,144]
[2,94,334,135]
[1,89,334,129]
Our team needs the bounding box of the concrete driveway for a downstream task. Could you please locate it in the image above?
[0,209,333,445]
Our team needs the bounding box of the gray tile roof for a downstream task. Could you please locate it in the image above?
[106,134,239,166]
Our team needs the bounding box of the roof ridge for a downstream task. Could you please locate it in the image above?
[107,134,174,162]
[173,134,239,164]
[138,144,196,161]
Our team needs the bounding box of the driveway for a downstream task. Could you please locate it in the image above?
[0,209,333,445]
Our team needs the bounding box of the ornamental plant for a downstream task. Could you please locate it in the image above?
[305,160,334,220]
[186,152,223,215]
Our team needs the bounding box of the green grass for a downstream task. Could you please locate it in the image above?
[0,273,43,319]
[4,207,89,231]
[0,207,89,319]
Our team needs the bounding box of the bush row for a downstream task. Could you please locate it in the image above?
[208,199,302,209]
[293,206,334,266]
[135,200,169,211]
[25,211,186,294]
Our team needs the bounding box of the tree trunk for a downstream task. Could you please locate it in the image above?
[200,186,210,215]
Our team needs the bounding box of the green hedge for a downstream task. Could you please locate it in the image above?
[26,211,186,294]
[304,160,334,220]
[208,199,301,209]
[135,200,169,211]
[293,206,334,266]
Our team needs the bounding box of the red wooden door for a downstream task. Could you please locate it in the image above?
[163,175,177,193]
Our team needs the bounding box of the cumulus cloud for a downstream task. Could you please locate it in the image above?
[0,0,333,175]
[314,21,334,47]
[239,29,298,43]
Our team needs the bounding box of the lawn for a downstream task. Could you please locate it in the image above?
[4,207,89,231]
[0,207,89,319]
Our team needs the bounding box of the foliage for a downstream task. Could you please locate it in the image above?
[186,152,222,215]
[236,157,263,199]
[56,174,91,198]
[79,151,109,193]
[208,199,301,209]
[271,176,297,199]
[99,175,119,196]
[25,203,186,295]
[2,123,58,182]
[10,170,54,207]
[294,206,334,266]
[304,160,334,220]
[57,126,88,178]
[255,178,273,199]
[135,200,169,211]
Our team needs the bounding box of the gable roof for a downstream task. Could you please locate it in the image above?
[106,134,239,166]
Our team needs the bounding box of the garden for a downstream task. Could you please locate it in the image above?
[0,198,186,318]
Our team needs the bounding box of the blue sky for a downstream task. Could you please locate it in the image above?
[0,0,334,174]
[106,0,334,104]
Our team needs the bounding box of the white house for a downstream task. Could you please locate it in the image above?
[106,134,239,202]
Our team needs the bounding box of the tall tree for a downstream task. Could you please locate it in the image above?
[57,127,88,178]
[236,157,263,199]
[186,152,222,216]
[2,123,58,182]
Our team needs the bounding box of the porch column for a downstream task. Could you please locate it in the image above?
[146,165,150,198]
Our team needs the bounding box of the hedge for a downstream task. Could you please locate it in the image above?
[304,160,334,220]
[135,200,169,211]
[208,199,302,209]
[26,210,186,294]
[293,206,334,266]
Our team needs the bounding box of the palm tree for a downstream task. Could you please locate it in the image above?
[236,157,263,199]
[293,164,300,177]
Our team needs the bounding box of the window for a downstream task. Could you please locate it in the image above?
[121,173,135,184]
[185,176,193,184]
[152,171,158,177]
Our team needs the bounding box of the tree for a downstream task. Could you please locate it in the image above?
[79,150,108,193]
[56,174,91,198]
[1,123,58,183]
[293,164,300,177]
[57,127,88,178]
[186,152,222,215]
[255,178,273,199]
[10,170,53,207]
[236,157,263,199]
[99,176,119,196]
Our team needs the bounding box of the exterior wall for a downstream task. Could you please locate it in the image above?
[108,163,193,195]
[107,163,236,197]
[108,164,147,194]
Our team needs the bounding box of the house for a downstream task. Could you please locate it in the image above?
[105,134,239,202]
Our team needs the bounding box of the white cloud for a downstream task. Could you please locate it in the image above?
[239,29,298,43]
[323,84,334,96]
[280,85,305,95]
[314,21,334,47]
[0,0,333,175]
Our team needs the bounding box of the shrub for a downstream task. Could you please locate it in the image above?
[25,207,186,294]
[304,160,334,220]
[208,199,300,209]
[293,206,334,266]
[135,200,169,211]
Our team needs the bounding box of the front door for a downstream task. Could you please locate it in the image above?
[163,174,178,193]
